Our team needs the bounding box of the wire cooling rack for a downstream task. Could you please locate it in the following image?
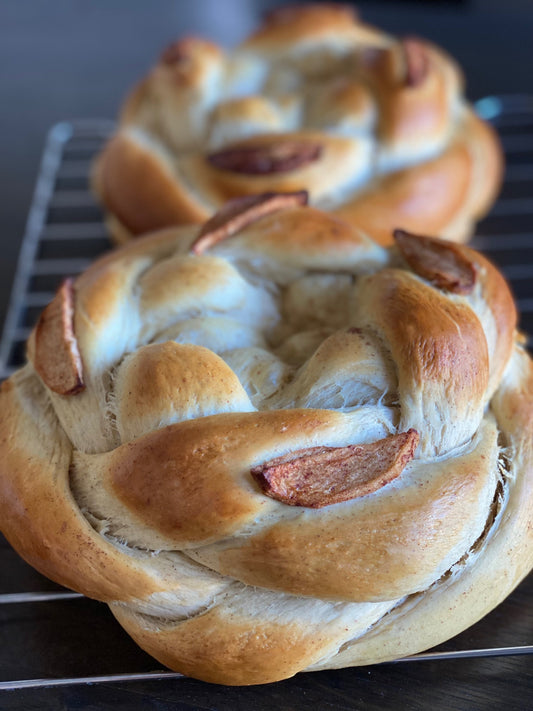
[0,119,115,380]
[0,97,532,691]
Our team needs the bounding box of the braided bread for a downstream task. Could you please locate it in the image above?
[93,3,503,246]
[1,195,531,685]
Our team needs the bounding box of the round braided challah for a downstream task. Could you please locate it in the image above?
[92,3,503,246]
[1,194,531,685]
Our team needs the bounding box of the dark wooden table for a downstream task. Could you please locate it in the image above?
[1,2,532,709]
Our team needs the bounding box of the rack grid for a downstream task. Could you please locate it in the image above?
[0,97,532,690]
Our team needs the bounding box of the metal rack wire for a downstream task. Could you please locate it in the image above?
[0,119,114,381]
[0,97,532,690]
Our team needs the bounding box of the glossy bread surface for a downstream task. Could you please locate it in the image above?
[0,202,531,685]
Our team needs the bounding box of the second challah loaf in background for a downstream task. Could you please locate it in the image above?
[93,3,503,244]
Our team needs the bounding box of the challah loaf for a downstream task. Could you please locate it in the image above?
[93,3,503,245]
[0,194,531,685]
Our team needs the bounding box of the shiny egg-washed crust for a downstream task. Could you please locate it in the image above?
[1,202,532,686]
[92,3,502,246]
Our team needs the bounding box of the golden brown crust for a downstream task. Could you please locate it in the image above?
[226,203,382,267]
[94,132,209,235]
[313,348,533,671]
[189,417,499,601]
[93,5,502,244]
[110,585,393,687]
[361,38,450,149]
[112,341,254,443]
[0,204,530,685]
[113,601,326,686]
[0,372,170,602]
[332,135,472,245]
[352,269,490,443]
[454,101,504,221]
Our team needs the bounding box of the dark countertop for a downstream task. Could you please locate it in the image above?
[0,2,532,709]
